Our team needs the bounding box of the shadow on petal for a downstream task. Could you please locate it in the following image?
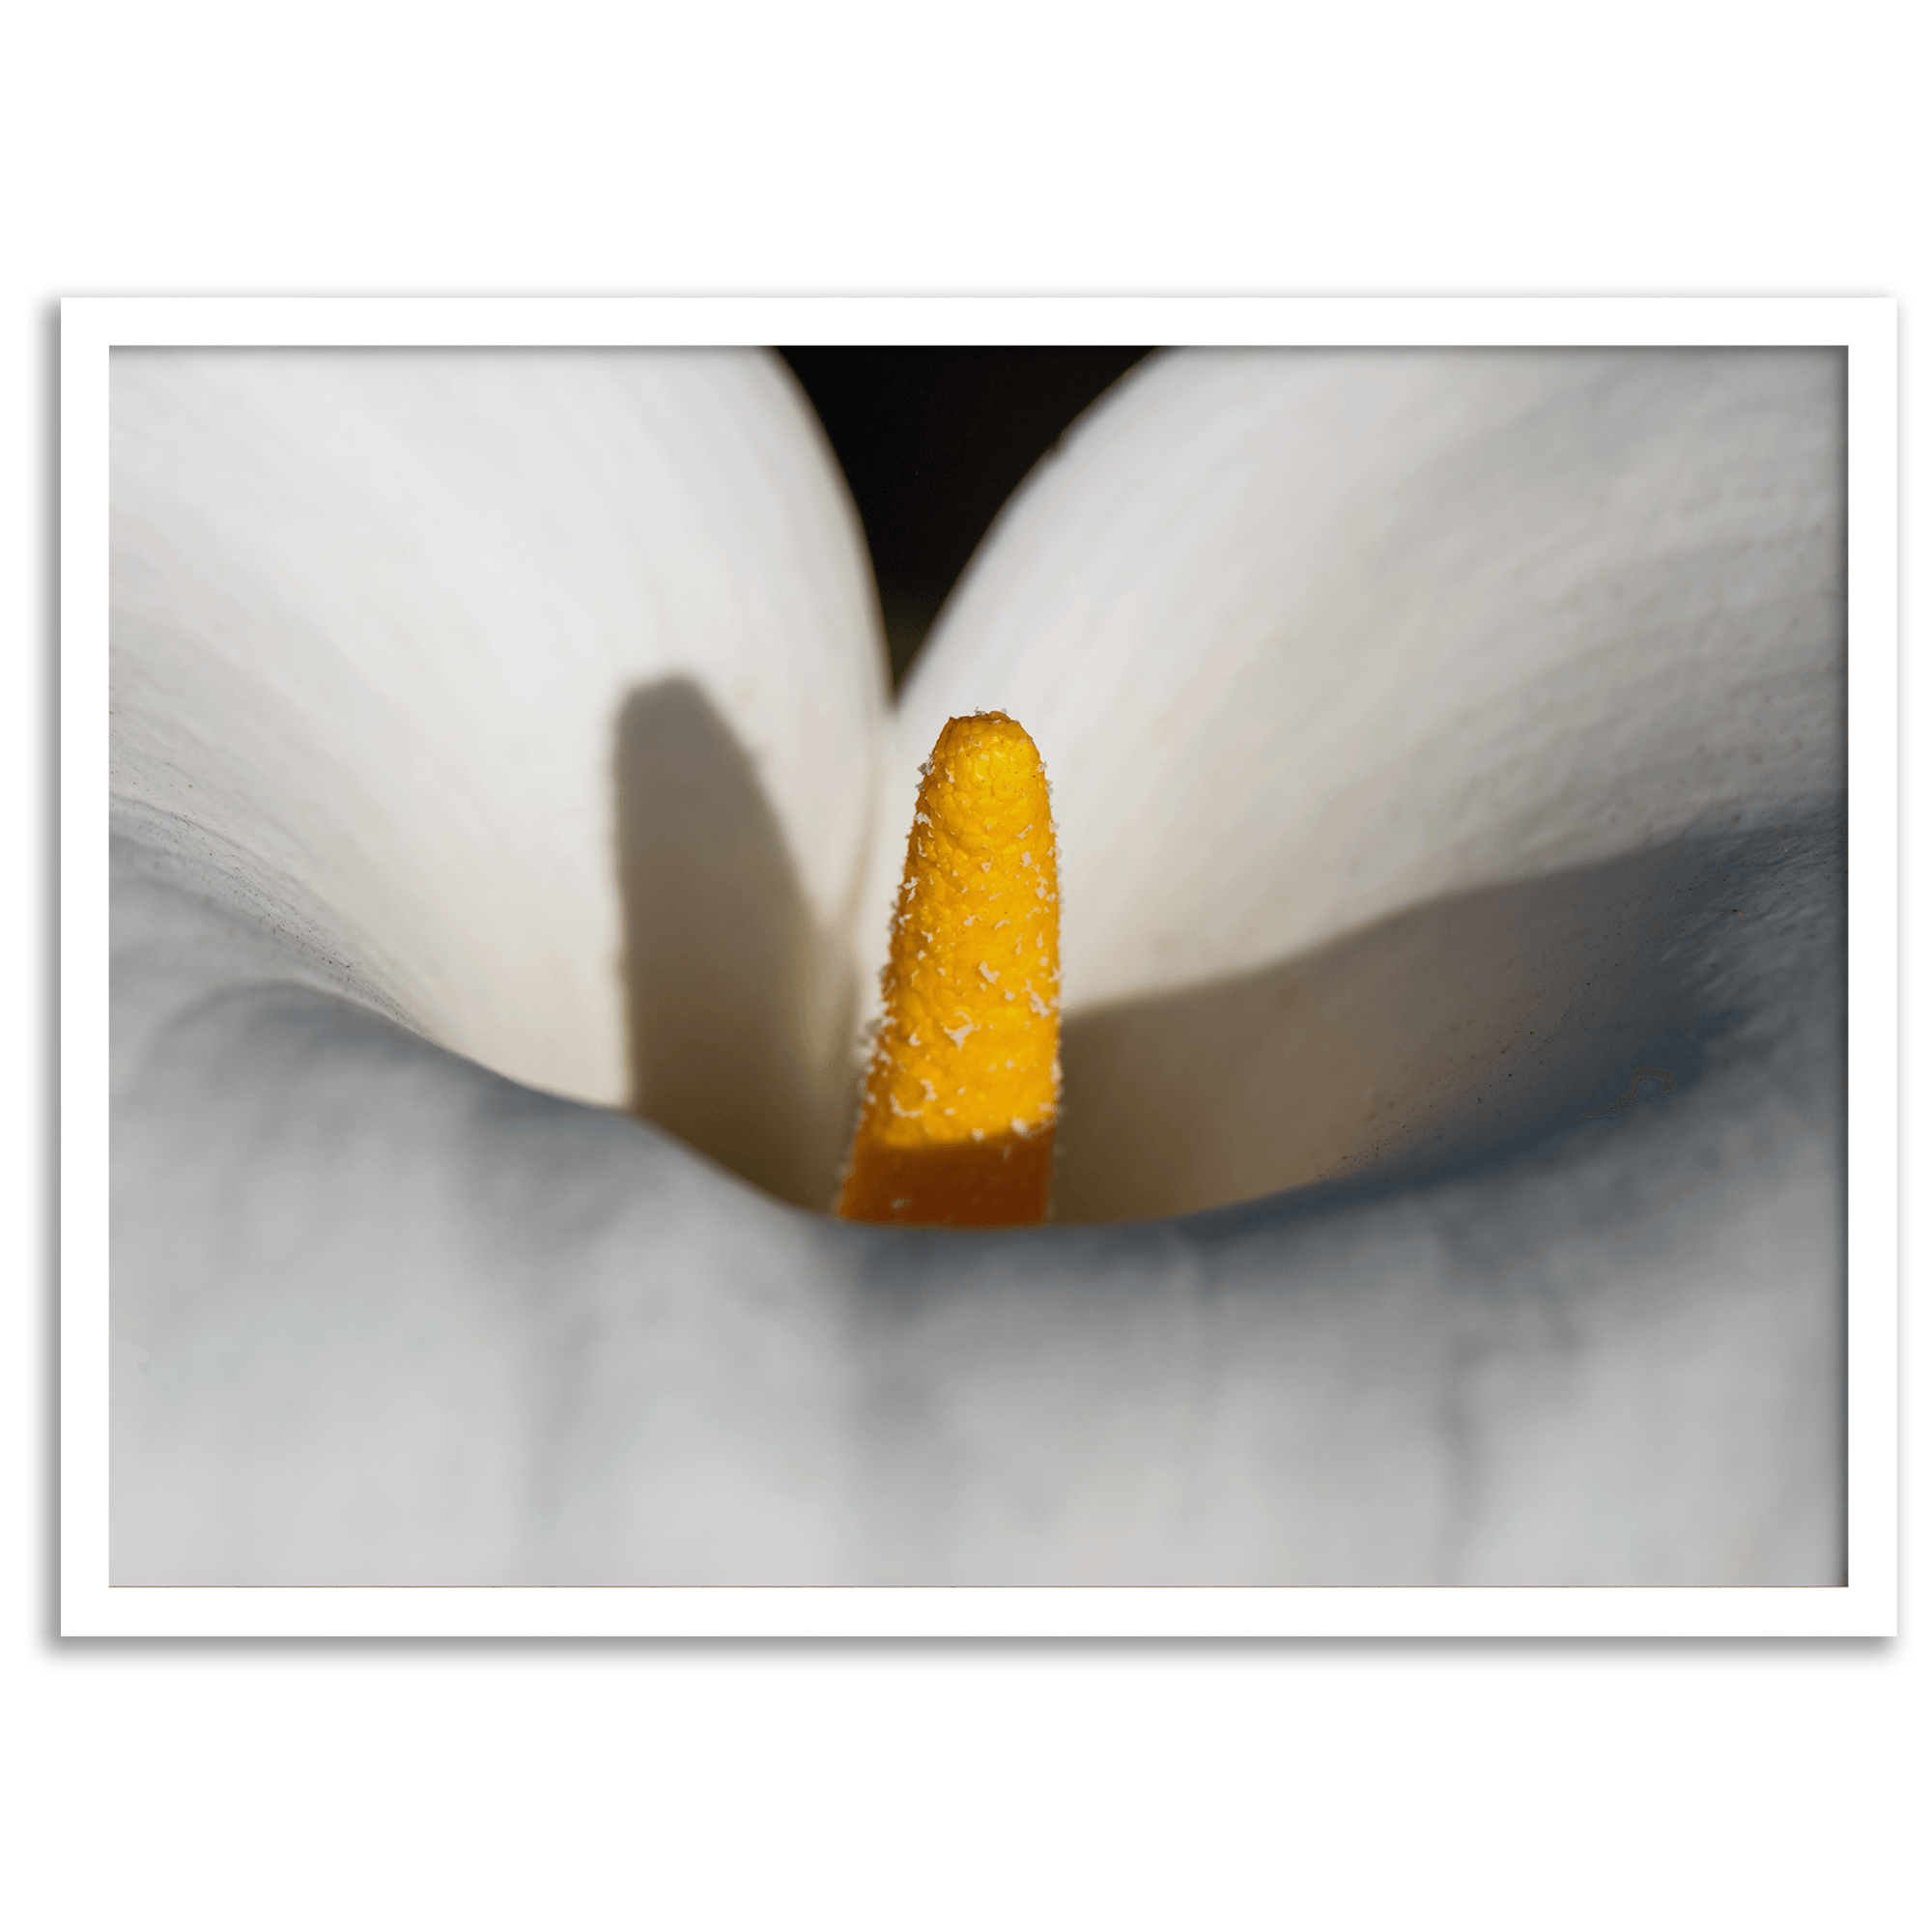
[1055,820,1842,1223]
[614,676,857,1209]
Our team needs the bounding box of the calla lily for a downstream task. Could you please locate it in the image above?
[110,345,1845,1585]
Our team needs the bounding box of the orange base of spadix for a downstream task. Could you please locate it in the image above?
[836,1130,1056,1227]
[836,712,1062,1228]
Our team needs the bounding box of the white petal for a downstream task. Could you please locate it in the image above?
[113,350,887,1203]
[113,950,1838,1585]
[893,349,1844,1217]
[113,983,866,1582]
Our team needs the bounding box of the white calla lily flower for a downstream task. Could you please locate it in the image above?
[110,346,1845,1586]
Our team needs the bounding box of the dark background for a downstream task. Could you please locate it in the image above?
[778,348,1151,686]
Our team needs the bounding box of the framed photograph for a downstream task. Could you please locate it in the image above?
[62,296,1896,1636]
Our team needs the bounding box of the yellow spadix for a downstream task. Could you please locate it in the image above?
[836,712,1061,1226]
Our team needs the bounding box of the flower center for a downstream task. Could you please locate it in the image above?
[835,713,1062,1225]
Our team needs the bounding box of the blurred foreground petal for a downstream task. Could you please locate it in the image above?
[114,867,1838,1582]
